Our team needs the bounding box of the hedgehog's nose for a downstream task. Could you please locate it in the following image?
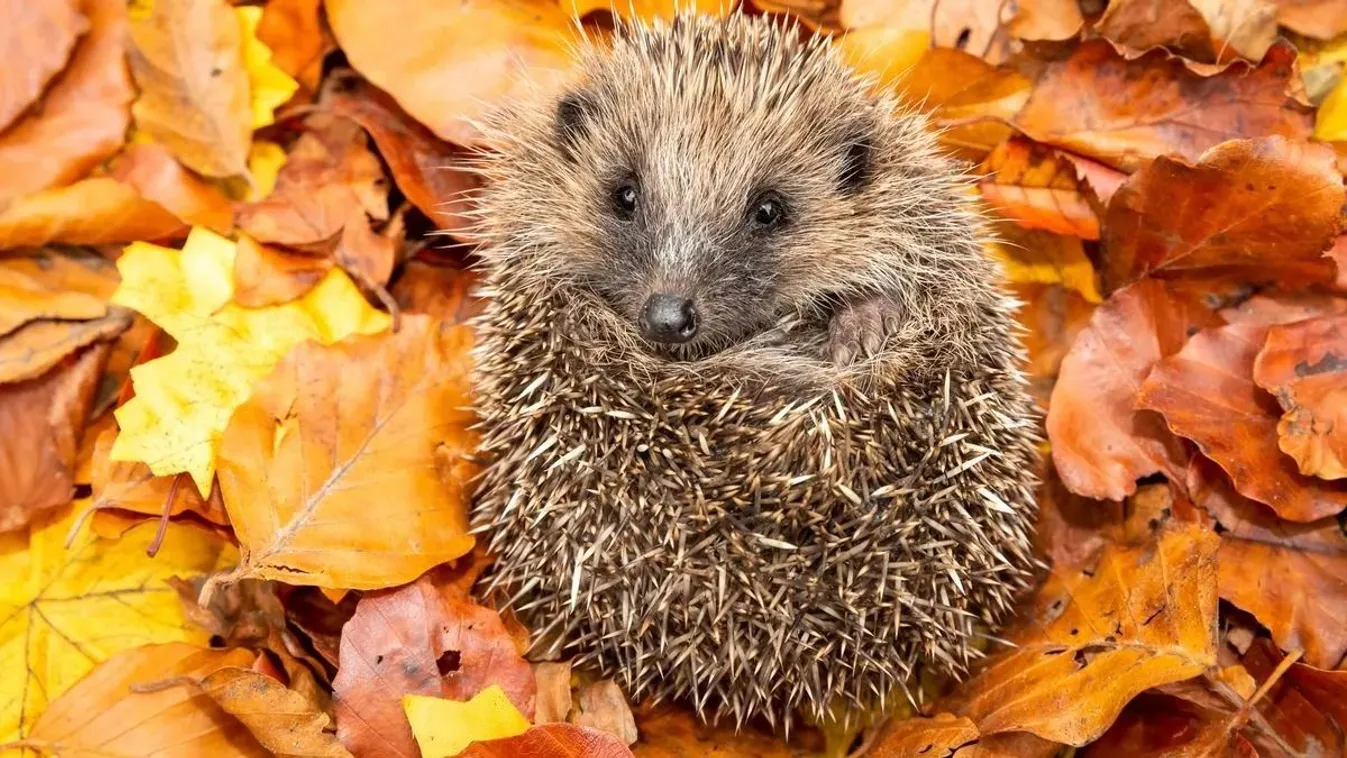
[641,294,698,343]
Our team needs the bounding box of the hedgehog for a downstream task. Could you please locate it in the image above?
[466,13,1040,728]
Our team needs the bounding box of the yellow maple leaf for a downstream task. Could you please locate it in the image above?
[109,227,390,494]
[403,687,531,758]
[0,500,237,745]
[236,6,299,129]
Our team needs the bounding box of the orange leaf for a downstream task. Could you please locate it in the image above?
[231,236,332,308]
[461,724,634,757]
[1005,0,1083,42]
[1097,0,1277,66]
[0,255,112,339]
[326,0,577,147]
[869,713,980,757]
[0,0,133,206]
[214,315,477,590]
[257,0,329,91]
[127,0,252,178]
[631,704,818,757]
[90,428,230,527]
[1047,279,1220,501]
[1273,0,1347,39]
[390,261,482,324]
[1253,314,1347,480]
[1138,322,1347,522]
[566,0,727,22]
[332,576,535,757]
[1102,137,1343,293]
[980,138,1101,239]
[111,142,235,235]
[1240,637,1347,754]
[0,0,88,133]
[1009,282,1096,411]
[955,524,1219,745]
[197,666,352,757]
[1013,40,1312,172]
[840,0,1012,63]
[0,177,186,248]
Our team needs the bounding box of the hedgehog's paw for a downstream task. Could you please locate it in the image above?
[829,297,900,364]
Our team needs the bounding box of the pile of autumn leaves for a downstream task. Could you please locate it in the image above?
[2,0,1347,756]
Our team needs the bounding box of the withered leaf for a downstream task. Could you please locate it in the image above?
[111,142,235,235]
[1240,639,1347,755]
[1273,0,1347,40]
[1047,279,1220,501]
[1253,314,1347,480]
[332,576,535,758]
[869,713,980,758]
[1097,0,1278,66]
[232,236,333,308]
[631,704,819,757]
[198,666,352,758]
[0,0,89,133]
[91,428,230,528]
[573,680,637,746]
[980,137,1101,240]
[532,661,574,725]
[257,0,329,91]
[1005,0,1084,42]
[0,177,186,249]
[1032,462,1125,571]
[955,524,1219,745]
[0,0,133,206]
[1010,282,1096,411]
[839,0,1012,63]
[128,0,252,178]
[391,261,482,324]
[0,258,109,338]
[1139,322,1347,522]
[1013,40,1313,172]
[1102,137,1343,293]
[461,723,634,758]
[882,47,1029,158]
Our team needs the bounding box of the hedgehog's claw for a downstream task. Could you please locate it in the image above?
[829,297,899,364]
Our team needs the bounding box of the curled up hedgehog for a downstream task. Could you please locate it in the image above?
[467,13,1040,728]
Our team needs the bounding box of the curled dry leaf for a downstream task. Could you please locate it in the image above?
[1047,279,1220,501]
[0,177,187,249]
[0,0,133,206]
[0,344,108,532]
[1253,314,1347,480]
[0,0,88,133]
[90,428,230,527]
[19,643,266,757]
[1097,0,1278,66]
[326,0,577,147]
[197,666,352,758]
[1013,40,1313,172]
[232,236,333,308]
[462,723,635,758]
[1237,639,1347,756]
[980,138,1102,240]
[1138,321,1347,522]
[111,142,235,235]
[169,575,286,651]
[868,713,980,758]
[1273,0,1347,40]
[127,0,252,178]
[0,257,109,337]
[332,576,535,758]
[1005,0,1083,42]
[214,315,475,590]
[1102,137,1343,294]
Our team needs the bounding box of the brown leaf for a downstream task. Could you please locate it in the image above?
[128,0,252,178]
[1102,137,1343,293]
[462,723,635,758]
[0,0,89,132]
[884,47,1030,158]
[952,732,1061,757]
[1061,151,1128,207]
[22,643,267,757]
[533,661,574,724]
[1010,282,1096,411]
[0,343,108,532]
[1005,0,1084,42]
[631,705,819,757]
[326,0,577,147]
[955,524,1219,745]
[111,142,235,235]
[1239,639,1347,755]
[332,576,536,758]
[1253,314,1347,480]
[0,177,187,248]
[333,211,395,290]
[1033,463,1125,571]
[232,236,333,308]
[1097,0,1278,66]
[169,575,286,650]
[0,0,133,206]
[1082,694,1254,758]
[840,0,1012,63]
[214,315,477,590]
[257,0,329,91]
[0,258,109,338]
[1047,279,1221,500]
[91,428,230,526]
[573,680,638,746]
[198,666,352,758]
[322,74,481,239]
[1273,0,1347,39]
[1013,40,1313,172]
[392,261,482,323]
[869,713,980,758]
[981,138,1102,239]
[1139,321,1347,522]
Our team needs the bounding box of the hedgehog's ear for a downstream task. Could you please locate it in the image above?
[555,91,594,162]
[839,131,874,194]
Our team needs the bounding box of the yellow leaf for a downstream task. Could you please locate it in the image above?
[109,227,390,493]
[247,140,287,201]
[835,27,931,92]
[403,687,531,758]
[1316,76,1347,142]
[236,5,299,129]
[0,500,237,745]
[989,228,1103,304]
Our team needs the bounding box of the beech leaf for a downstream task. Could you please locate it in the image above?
[198,666,352,757]
[460,723,635,758]
[980,137,1102,240]
[1252,314,1347,480]
[0,0,88,133]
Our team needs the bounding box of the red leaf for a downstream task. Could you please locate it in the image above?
[460,723,634,758]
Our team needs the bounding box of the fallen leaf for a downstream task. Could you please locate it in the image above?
[1013,40,1313,172]
[631,705,820,757]
[1032,463,1125,571]
[993,226,1101,303]
[1101,137,1343,293]
[1273,0,1347,39]
[90,428,230,528]
[405,687,531,758]
[1138,321,1347,522]
[0,256,112,339]
[533,661,574,724]
[0,306,128,386]
[954,524,1219,745]
[128,0,252,178]
[391,261,482,323]
[1253,314,1347,480]
[567,0,725,21]
[0,0,133,206]
[1097,0,1278,65]
[840,0,1012,63]
[1235,638,1347,755]
[462,723,635,758]
[0,502,236,743]
[232,236,332,308]
[169,575,286,652]
[109,227,390,493]
[980,138,1102,240]
[18,643,266,757]
[198,666,352,757]
[236,5,300,129]
[1005,0,1084,42]
[213,315,474,590]
[1082,692,1256,758]
[1047,279,1221,501]
[111,142,235,235]
[326,0,577,146]
[0,0,89,133]
[952,732,1060,757]
[1011,282,1096,410]
[333,576,535,757]
[0,345,107,532]
[749,0,842,31]
[257,0,329,91]
[0,176,186,249]
[869,713,980,757]
[574,680,638,746]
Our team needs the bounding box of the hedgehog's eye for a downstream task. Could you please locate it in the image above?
[751,193,786,229]
[612,182,639,219]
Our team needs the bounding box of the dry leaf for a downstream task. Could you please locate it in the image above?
[198,666,352,757]
[0,257,110,337]
[1273,0,1347,39]
[980,138,1102,240]
[573,680,638,746]
[993,226,1101,302]
[332,576,535,757]
[533,662,574,724]
[869,713,980,757]
[0,344,107,532]
[404,687,531,758]
[1011,282,1096,410]
[840,0,1012,62]
[953,524,1219,745]
[567,0,726,21]
[462,723,635,757]
[1243,640,1347,755]
[90,428,230,527]
[392,261,482,323]
[232,236,333,307]
[1032,463,1125,571]
[1102,137,1343,293]
[213,315,475,590]
[0,0,133,206]
[1047,279,1220,501]
[1005,0,1084,42]
[1138,321,1347,522]
[236,4,300,129]
[0,177,187,248]
[111,142,235,235]
[0,0,89,133]
[1253,314,1347,480]
[257,0,329,91]
[1013,40,1313,172]
[1097,0,1278,66]
[326,0,577,146]
[631,705,819,757]
[128,0,252,178]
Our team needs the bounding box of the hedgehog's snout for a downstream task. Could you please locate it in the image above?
[640,293,699,343]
